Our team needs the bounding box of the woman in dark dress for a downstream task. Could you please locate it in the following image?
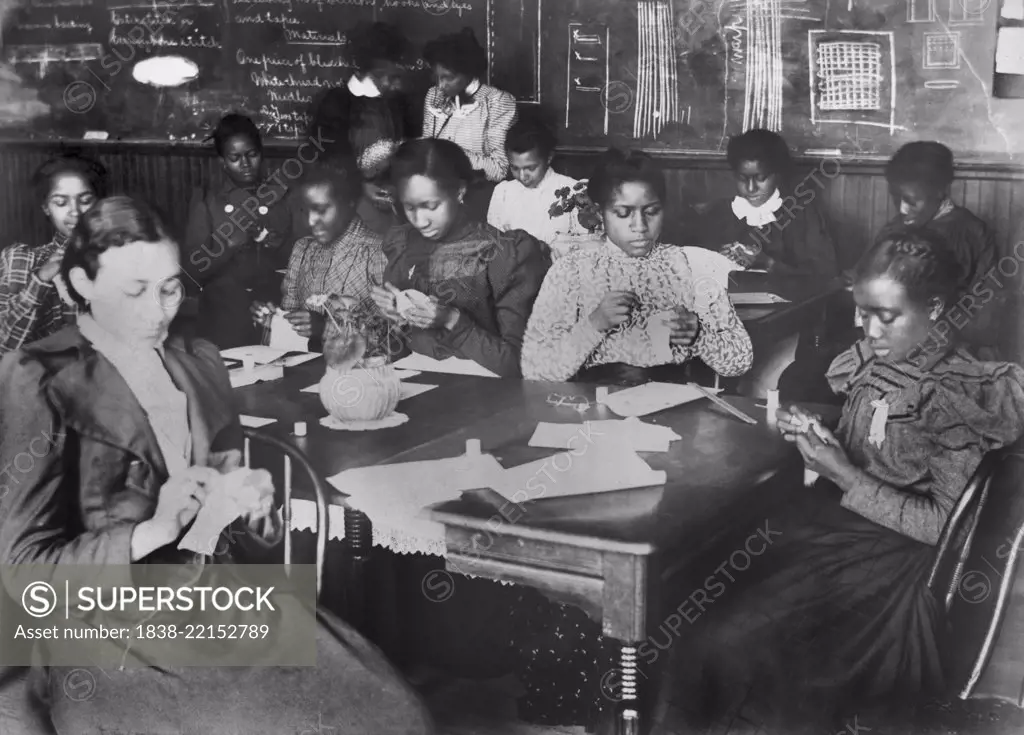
[181,114,294,349]
[307,22,415,234]
[673,228,1024,731]
[0,197,434,735]
[689,129,838,279]
[371,138,549,378]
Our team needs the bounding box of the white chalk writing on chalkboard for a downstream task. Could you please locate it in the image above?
[250,71,337,88]
[108,31,222,49]
[111,10,195,30]
[27,0,90,6]
[284,29,346,45]
[236,49,347,71]
[268,89,313,104]
[18,17,94,33]
[233,12,301,25]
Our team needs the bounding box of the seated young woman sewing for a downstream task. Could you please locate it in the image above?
[181,114,295,349]
[370,138,550,377]
[249,156,390,352]
[520,148,752,385]
[0,196,434,735]
[875,141,1002,359]
[0,153,107,356]
[673,229,1024,730]
[689,129,838,279]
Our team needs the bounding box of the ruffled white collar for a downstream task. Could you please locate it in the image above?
[347,73,381,98]
[731,189,784,227]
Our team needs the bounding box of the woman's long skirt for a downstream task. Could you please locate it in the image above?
[673,482,945,726]
[46,607,434,735]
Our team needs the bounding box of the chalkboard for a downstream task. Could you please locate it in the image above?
[549,0,1023,162]
[0,0,540,141]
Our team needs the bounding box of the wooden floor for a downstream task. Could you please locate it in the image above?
[422,672,1024,735]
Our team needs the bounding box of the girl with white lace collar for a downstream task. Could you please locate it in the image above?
[689,129,838,279]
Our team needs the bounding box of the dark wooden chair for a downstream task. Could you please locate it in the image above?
[927,453,997,612]
[242,427,330,598]
[941,443,1024,704]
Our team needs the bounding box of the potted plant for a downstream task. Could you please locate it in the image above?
[307,294,403,422]
[547,180,604,259]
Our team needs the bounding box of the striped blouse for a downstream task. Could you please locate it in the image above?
[422,82,517,182]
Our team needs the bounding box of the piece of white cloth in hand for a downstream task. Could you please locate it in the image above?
[648,310,675,364]
[177,469,252,555]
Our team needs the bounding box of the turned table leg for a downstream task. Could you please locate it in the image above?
[343,508,372,634]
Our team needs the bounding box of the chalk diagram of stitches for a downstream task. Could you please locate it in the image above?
[723,0,820,133]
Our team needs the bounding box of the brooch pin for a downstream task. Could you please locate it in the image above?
[258,205,268,215]
[224,204,235,214]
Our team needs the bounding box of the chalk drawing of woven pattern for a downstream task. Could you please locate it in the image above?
[815,42,882,110]
[634,0,680,138]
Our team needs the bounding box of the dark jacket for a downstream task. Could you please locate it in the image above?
[181,178,297,349]
[0,326,282,730]
[382,216,551,378]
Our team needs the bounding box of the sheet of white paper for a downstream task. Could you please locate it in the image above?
[648,311,675,364]
[729,293,790,305]
[328,453,506,504]
[394,353,500,378]
[178,470,250,554]
[528,419,680,453]
[1003,0,1024,20]
[492,443,666,501]
[996,28,1024,74]
[269,352,320,368]
[229,365,284,388]
[221,345,289,365]
[239,415,277,428]
[269,311,311,353]
[602,382,722,418]
[400,383,438,401]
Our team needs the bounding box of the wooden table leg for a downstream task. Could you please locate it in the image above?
[615,643,642,735]
[343,508,372,634]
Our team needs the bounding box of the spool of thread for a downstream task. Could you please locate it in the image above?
[242,356,256,372]
[466,439,481,456]
[766,389,779,427]
[293,421,307,437]
[596,387,609,404]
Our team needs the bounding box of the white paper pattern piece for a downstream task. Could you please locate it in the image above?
[996,28,1024,74]
[269,310,311,353]
[394,369,422,379]
[729,293,790,305]
[1003,0,1024,20]
[221,345,290,365]
[492,442,666,501]
[528,418,681,453]
[178,469,250,554]
[400,383,438,401]
[229,364,284,388]
[271,353,320,368]
[239,415,277,428]
[393,353,500,378]
[648,311,675,364]
[602,382,722,418]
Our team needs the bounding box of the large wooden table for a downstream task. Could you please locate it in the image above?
[233,273,841,735]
